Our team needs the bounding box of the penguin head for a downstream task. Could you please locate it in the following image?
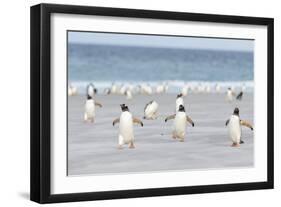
[177,93,183,98]
[87,95,92,100]
[178,105,185,112]
[233,107,239,116]
[120,104,129,112]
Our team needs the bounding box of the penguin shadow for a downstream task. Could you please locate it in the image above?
[18,192,29,200]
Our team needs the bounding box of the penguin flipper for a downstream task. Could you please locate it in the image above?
[186,115,194,127]
[112,118,120,126]
[95,101,103,107]
[240,120,253,130]
[144,101,153,113]
[225,119,230,126]
[133,117,144,127]
[165,114,176,122]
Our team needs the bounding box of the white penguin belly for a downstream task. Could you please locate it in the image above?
[85,100,95,118]
[228,115,241,143]
[176,98,184,111]
[145,102,158,118]
[88,87,94,97]
[173,112,187,136]
[111,85,117,94]
[126,90,133,99]
[119,112,134,144]
[156,85,164,93]
[226,91,233,101]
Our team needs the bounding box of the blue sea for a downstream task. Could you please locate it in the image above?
[68,43,254,91]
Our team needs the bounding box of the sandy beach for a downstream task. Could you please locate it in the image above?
[67,93,254,176]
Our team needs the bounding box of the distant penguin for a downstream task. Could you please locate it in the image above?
[181,85,189,96]
[68,85,78,96]
[120,85,127,95]
[215,84,221,93]
[242,84,246,92]
[144,84,153,95]
[236,84,246,100]
[87,83,97,97]
[165,105,194,142]
[111,83,118,94]
[143,100,159,119]
[197,83,204,93]
[226,87,236,102]
[205,85,211,93]
[176,93,184,111]
[164,82,169,93]
[83,95,102,123]
[225,107,253,147]
[113,104,143,149]
[236,91,243,100]
[156,84,165,94]
[125,89,133,100]
[104,88,111,95]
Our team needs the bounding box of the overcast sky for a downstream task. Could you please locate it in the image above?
[68,31,254,52]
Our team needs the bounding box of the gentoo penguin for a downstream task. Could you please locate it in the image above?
[141,84,152,95]
[181,85,189,96]
[226,87,236,102]
[215,84,221,93]
[112,104,143,149]
[84,95,102,123]
[165,105,194,142]
[119,85,127,95]
[143,100,159,119]
[104,88,111,95]
[125,89,133,100]
[225,107,253,147]
[242,84,246,92]
[156,84,165,94]
[164,82,169,93]
[87,83,97,97]
[111,83,118,94]
[176,93,184,111]
[236,84,246,100]
[68,85,78,96]
[236,91,243,100]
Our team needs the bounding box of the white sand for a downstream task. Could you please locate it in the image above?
[67,93,254,176]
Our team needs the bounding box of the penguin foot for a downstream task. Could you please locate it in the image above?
[129,143,135,149]
[231,143,240,147]
[179,139,185,142]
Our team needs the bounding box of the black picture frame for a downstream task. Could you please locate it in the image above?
[30,3,274,204]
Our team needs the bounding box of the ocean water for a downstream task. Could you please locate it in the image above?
[68,43,254,91]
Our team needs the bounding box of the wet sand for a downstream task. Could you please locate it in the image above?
[67,93,254,176]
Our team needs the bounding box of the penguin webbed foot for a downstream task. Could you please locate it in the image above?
[231,143,240,147]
